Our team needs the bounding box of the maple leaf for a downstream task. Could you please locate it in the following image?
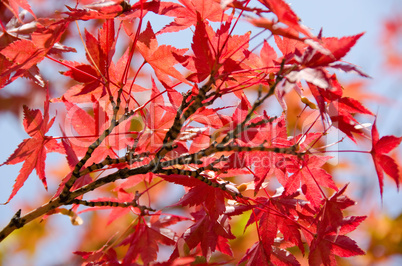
[278,32,364,73]
[278,33,365,90]
[277,155,338,209]
[328,98,373,142]
[59,45,148,103]
[0,17,69,87]
[258,0,312,38]
[161,170,235,219]
[184,16,216,83]
[274,34,307,58]
[0,38,43,69]
[60,61,102,96]
[181,209,235,259]
[136,22,191,86]
[154,0,228,34]
[62,97,132,164]
[119,213,182,264]
[1,88,61,203]
[307,75,373,141]
[302,186,366,265]
[83,19,117,77]
[177,181,227,217]
[243,39,278,76]
[272,35,332,90]
[309,235,365,265]
[0,13,75,88]
[178,14,250,84]
[239,241,300,266]
[58,20,116,98]
[8,0,37,20]
[191,106,232,130]
[250,17,311,45]
[305,33,365,68]
[63,1,130,21]
[245,192,305,255]
[370,119,402,197]
[136,80,177,152]
[0,38,46,86]
[317,184,362,235]
[74,248,119,265]
[243,114,290,192]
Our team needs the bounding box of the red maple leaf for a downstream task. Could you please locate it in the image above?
[60,61,102,97]
[74,248,119,265]
[237,190,305,265]
[161,170,235,219]
[246,193,305,254]
[62,97,132,164]
[275,33,366,90]
[136,21,191,86]
[59,45,148,103]
[274,34,307,59]
[1,88,61,203]
[59,20,125,100]
[316,184,363,235]
[308,75,373,141]
[277,32,364,73]
[0,18,69,87]
[181,209,235,259]
[257,0,313,38]
[278,155,338,209]
[370,119,402,197]
[328,99,372,142]
[177,181,227,217]
[136,80,177,152]
[250,17,311,45]
[154,0,228,34]
[243,114,290,192]
[305,33,365,68]
[309,234,365,265]
[191,106,232,130]
[243,39,278,76]
[302,186,366,265]
[178,14,250,84]
[63,1,130,21]
[119,213,183,264]
[8,0,37,19]
[0,38,44,74]
[239,241,300,266]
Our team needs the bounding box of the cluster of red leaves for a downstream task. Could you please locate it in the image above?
[235,185,366,265]
[1,0,401,265]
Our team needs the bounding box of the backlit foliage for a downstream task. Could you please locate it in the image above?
[0,0,401,264]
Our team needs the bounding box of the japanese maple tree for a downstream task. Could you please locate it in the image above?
[0,0,400,265]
